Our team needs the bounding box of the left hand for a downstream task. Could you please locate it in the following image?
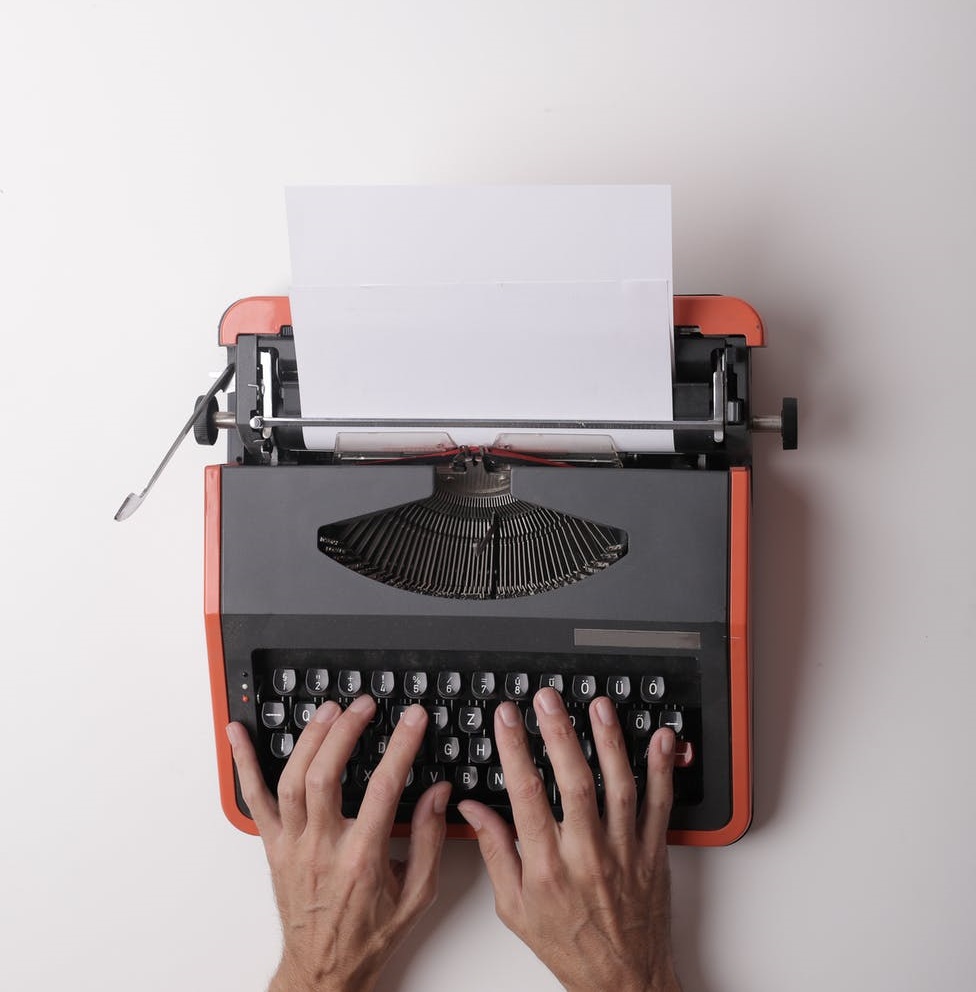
[226,695,452,992]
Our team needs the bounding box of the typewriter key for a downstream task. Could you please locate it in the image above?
[272,669,297,695]
[436,671,462,697]
[270,732,294,759]
[305,668,329,695]
[261,701,286,729]
[640,675,666,701]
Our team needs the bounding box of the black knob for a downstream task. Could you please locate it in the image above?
[193,394,219,446]
[781,397,798,450]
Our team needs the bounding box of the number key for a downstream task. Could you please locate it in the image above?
[304,668,329,695]
[403,671,429,699]
[272,668,297,695]
[471,672,496,699]
[337,670,363,696]
[504,672,531,700]
[436,671,462,698]
[371,671,396,698]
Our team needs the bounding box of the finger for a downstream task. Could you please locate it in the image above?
[398,781,452,921]
[638,728,676,850]
[457,800,523,926]
[493,701,557,854]
[534,688,601,836]
[303,693,377,833]
[590,696,638,850]
[226,722,280,839]
[275,700,342,836]
[354,704,428,841]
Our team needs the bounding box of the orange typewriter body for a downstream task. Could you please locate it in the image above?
[204,295,770,846]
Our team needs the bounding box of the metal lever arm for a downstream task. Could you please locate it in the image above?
[114,363,235,521]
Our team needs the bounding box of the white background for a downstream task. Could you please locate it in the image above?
[1,2,973,990]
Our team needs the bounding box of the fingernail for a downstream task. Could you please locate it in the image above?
[659,729,674,756]
[458,803,482,831]
[313,700,340,724]
[535,687,559,714]
[433,783,451,815]
[594,697,616,726]
[404,704,426,727]
[349,694,375,714]
[224,723,242,748]
[498,702,519,727]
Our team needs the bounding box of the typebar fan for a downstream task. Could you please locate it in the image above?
[317,463,628,600]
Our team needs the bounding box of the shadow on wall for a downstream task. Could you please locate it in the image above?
[670,285,826,992]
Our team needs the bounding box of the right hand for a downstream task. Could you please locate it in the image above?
[457,688,682,992]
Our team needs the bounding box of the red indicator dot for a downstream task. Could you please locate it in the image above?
[241,694,249,703]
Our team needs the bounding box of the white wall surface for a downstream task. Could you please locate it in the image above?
[2,2,973,990]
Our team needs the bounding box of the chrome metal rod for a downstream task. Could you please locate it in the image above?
[249,415,725,432]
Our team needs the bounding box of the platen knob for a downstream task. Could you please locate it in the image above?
[193,394,219,446]
[781,397,798,450]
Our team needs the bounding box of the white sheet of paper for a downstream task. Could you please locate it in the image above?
[285,185,675,452]
[288,279,673,451]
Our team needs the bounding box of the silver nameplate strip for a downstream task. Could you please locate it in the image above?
[573,628,702,651]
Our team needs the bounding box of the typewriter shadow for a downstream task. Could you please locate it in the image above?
[375,839,484,992]
[670,847,711,992]
[750,312,817,832]
[375,841,721,992]
[670,469,812,992]
[750,467,812,832]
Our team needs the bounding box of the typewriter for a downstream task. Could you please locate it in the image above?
[118,293,796,845]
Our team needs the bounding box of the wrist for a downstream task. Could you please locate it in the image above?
[563,964,681,992]
[269,955,379,992]
[268,963,319,992]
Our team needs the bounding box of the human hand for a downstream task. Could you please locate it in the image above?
[226,696,452,992]
[457,688,681,992]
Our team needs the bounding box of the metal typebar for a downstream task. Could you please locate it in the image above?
[249,415,726,432]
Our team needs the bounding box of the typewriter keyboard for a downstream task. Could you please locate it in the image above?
[248,650,703,822]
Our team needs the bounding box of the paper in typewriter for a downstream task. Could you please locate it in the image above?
[286,185,675,453]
